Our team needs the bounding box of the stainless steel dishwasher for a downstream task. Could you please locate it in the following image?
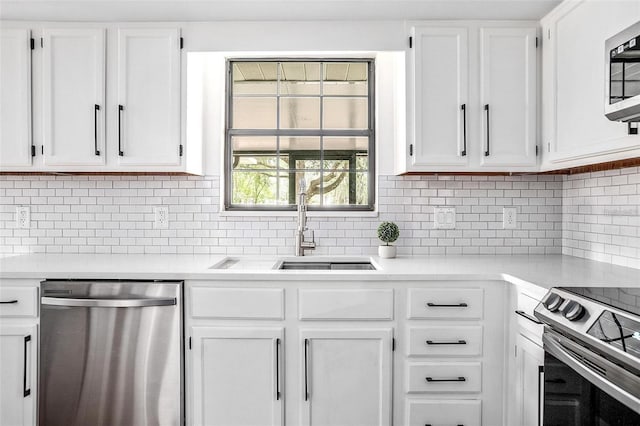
[39,280,183,426]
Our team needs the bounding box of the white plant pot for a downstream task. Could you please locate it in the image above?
[378,245,397,259]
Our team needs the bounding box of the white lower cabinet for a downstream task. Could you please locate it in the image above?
[407,399,482,426]
[514,333,545,426]
[190,326,284,426]
[0,324,37,426]
[299,328,393,426]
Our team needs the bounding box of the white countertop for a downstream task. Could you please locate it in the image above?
[0,254,638,289]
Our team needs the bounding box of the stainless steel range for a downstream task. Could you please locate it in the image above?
[534,286,640,425]
[39,280,184,426]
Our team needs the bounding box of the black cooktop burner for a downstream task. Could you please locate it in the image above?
[562,287,640,317]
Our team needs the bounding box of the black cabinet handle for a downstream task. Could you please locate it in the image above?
[426,302,468,308]
[23,335,31,397]
[0,300,18,304]
[425,376,466,382]
[461,104,467,156]
[94,104,100,156]
[275,338,281,401]
[425,424,464,426]
[538,366,544,426]
[484,104,490,156]
[304,338,309,401]
[515,310,543,325]
[426,340,467,345]
[118,105,124,156]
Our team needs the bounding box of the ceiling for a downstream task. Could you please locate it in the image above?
[0,0,562,22]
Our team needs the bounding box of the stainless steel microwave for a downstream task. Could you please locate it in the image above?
[605,20,640,122]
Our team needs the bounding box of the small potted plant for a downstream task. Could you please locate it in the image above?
[377,221,399,259]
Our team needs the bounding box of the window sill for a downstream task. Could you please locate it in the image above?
[219,209,379,218]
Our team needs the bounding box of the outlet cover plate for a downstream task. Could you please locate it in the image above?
[503,207,517,229]
[16,206,30,229]
[154,207,169,229]
[434,207,456,229]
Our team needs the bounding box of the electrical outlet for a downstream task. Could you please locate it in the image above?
[16,206,30,229]
[503,207,517,229]
[433,207,456,229]
[154,207,169,229]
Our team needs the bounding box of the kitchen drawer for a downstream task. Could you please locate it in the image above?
[0,286,38,317]
[191,287,284,319]
[408,288,483,319]
[298,288,393,320]
[407,361,482,393]
[406,399,481,426]
[408,325,483,357]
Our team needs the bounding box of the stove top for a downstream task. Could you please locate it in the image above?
[562,287,640,317]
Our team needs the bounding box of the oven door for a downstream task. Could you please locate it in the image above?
[543,329,640,426]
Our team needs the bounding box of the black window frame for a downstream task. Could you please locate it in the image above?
[224,58,376,212]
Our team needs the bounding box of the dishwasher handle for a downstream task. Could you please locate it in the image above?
[41,296,177,308]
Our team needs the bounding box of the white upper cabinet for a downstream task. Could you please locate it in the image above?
[0,29,33,168]
[410,26,469,168]
[42,28,105,166]
[403,22,539,174]
[541,0,640,168]
[479,27,537,167]
[116,28,182,166]
[299,328,393,426]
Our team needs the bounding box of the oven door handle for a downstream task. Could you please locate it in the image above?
[543,331,640,414]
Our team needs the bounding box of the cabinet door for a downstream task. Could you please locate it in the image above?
[117,28,181,166]
[549,1,640,163]
[191,327,283,426]
[515,333,544,426]
[480,27,537,167]
[42,28,105,166]
[0,324,37,426]
[410,26,469,168]
[0,29,32,168]
[300,328,392,426]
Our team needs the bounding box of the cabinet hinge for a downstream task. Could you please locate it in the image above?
[409,36,413,49]
[409,144,413,156]
[30,38,35,50]
[180,37,184,49]
[179,144,184,156]
[40,37,43,48]
[31,145,36,157]
[535,37,539,48]
[188,336,192,350]
[392,338,396,352]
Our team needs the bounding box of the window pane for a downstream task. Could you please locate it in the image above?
[279,136,320,152]
[280,62,320,95]
[323,62,368,96]
[322,97,368,129]
[280,97,320,129]
[232,136,277,152]
[323,159,350,171]
[323,136,369,152]
[356,154,368,171]
[294,171,321,205]
[232,62,277,95]
[233,97,277,129]
[295,158,322,172]
[232,171,289,205]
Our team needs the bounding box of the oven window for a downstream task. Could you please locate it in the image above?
[544,352,640,426]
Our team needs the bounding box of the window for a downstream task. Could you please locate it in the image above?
[225,59,375,211]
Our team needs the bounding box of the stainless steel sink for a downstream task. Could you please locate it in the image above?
[276,261,376,270]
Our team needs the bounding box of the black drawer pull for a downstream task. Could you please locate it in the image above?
[426,340,467,345]
[426,424,464,426]
[484,104,490,156]
[426,302,468,308]
[426,376,466,382]
[0,300,18,304]
[515,310,543,325]
[23,335,31,397]
[461,104,467,156]
[94,104,100,156]
[118,105,124,156]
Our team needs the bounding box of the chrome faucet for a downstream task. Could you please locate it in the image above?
[295,180,316,256]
